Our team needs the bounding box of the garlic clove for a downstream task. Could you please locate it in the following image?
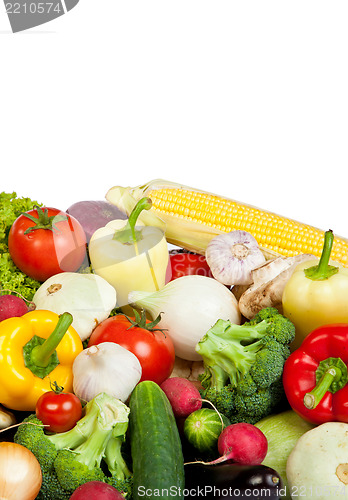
[205,230,266,286]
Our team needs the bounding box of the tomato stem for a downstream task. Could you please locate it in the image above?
[122,308,168,336]
[49,380,64,394]
[23,206,68,234]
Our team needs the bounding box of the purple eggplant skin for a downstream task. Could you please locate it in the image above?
[66,200,127,242]
[184,462,283,500]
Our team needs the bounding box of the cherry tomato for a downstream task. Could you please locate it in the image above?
[8,206,87,282]
[36,389,82,433]
[88,313,176,385]
[167,250,213,281]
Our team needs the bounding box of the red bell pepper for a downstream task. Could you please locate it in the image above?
[283,324,348,425]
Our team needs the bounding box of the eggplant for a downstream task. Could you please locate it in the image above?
[184,462,283,500]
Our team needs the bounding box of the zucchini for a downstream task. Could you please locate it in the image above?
[129,380,185,500]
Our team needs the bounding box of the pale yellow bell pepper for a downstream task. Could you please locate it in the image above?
[282,230,348,350]
[89,197,169,308]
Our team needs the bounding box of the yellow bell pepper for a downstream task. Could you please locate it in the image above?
[0,309,83,411]
[89,197,169,308]
[282,230,348,350]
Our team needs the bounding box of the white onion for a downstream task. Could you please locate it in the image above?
[128,275,241,361]
[0,442,42,500]
[72,342,142,402]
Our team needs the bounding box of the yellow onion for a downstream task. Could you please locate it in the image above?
[0,442,42,500]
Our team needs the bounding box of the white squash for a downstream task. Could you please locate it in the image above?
[286,422,348,499]
[33,272,117,341]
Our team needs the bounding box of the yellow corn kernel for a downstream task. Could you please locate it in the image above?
[145,186,348,267]
[105,180,348,267]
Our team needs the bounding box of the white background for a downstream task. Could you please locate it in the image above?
[1,1,348,238]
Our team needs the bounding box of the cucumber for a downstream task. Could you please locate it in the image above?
[184,407,230,453]
[128,380,185,500]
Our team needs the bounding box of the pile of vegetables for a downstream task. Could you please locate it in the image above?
[1,185,348,499]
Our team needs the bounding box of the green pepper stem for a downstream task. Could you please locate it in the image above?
[304,230,339,280]
[304,368,338,409]
[113,197,152,245]
[30,312,73,368]
[304,357,347,410]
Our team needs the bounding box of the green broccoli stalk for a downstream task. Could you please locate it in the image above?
[104,434,133,497]
[14,392,132,499]
[104,436,131,480]
[196,307,295,424]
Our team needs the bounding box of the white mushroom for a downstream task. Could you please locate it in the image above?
[238,253,315,319]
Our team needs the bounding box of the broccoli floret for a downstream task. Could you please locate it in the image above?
[107,475,134,499]
[14,414,58,473]
[54,449,106,492]
[202,385,235,417]
[37,471,71,500]
[249,347,286,388]
[197,307,295,423]
[249,307,295,345]
[232,387,274,424]
[235,373,258,396]
[13,392,132,499]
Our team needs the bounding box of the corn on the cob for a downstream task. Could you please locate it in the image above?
[106,179,348,267]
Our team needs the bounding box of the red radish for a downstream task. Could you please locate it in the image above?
[0,294,30,322]
[160,377,202,418]
[209,422,268,466]
[69,481,125,499]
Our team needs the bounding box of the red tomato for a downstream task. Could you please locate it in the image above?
[88,314,176,385]
[8,206,87,282]
[36,390,82,433]
[167,250,213,281]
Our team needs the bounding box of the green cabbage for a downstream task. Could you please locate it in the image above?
[255,410,315,499]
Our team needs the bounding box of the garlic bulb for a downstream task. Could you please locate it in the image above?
[72,342,142,402]
[205,230,266,286]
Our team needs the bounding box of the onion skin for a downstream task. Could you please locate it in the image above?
[0,442,42,500]
[129,275,241,361]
